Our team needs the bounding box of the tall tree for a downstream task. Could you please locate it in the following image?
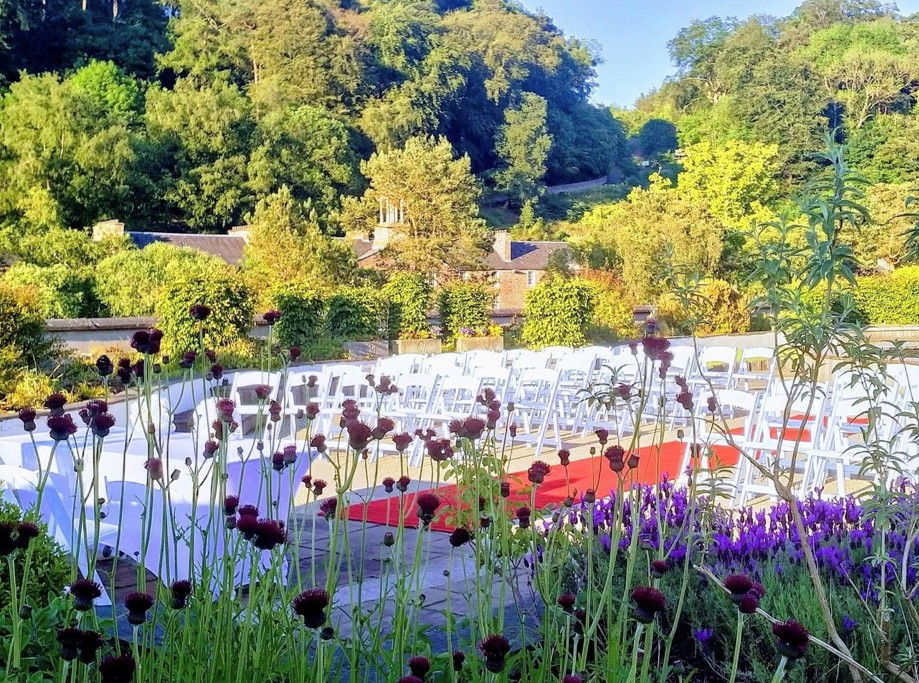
[495,92,551,203]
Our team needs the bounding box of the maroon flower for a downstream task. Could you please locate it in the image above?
[396,476,411,493]
[724,575,754,603]
[641,335,671,361]
[486,408,501,429]
[773,619,810,660]
[558,449,571,467]
[751,582,766,599]
[15,521,39,550]
[287,346,301,361]
[425,438,454,462]
[341,399,361,422]
[449,527,471,547]
[382,477,395,493]
[77,629,104,664]
[508,423,517,438]
[190,304,211,321]
[558,594,576,613]
[238,504,258,518]
[205,350,217,363]
[293,588,329,628]
[516,507,531,529]
[96,355,114,377]
[253,519,287,550]
[223,495,239,516]
[707,395,718,413]
[272,451,286,472]
[651,559,669,578]
[604,446,625,474]
[269,400,282,422]
[179,350,197,369]
[416,493,441,525]
[216,398,235,421]
[500,481,511,498]
[170,580,193,609]
[17,407,36,432]
[346,420,373,451]
[210,364,224,380]
[48,415,77,442]
[371,417,396,440]
[452,651,465,671]
[408,656,431,678]
[595,428,609,445]
[263,309,282,324]
[69,579,102,611]
[319,498,338,520]
[527,461,550,484]
[237,514,258,539]
[738,594,760,614]
[57,627,83,661]
[98,654,136,683]
[144,458,164,482]
[306,403,320,420]
[313,479,328,495]
[125,591,154,625]
[627,452,640,469]
[676,390,694,411]
[392,432,413,452]
[631,586,666,623]
[130,330,151,353]
[310,434,327,454]
[617,383,632,399]
[203,440,219,458]
[253,384,272,401]
[283,444,297,465]
[462,417,486,440]
[479,634,511,673]
[91,413,116,439]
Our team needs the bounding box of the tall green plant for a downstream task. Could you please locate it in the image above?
[438,281,494,340]
[382,272,431,339]
[522,275,595,348]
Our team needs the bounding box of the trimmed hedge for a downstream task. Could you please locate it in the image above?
[522,275,595,348]
[271,282,326,347]
[326,287,388,340]
[438,282,494,340]
[797,266,919,326]
[382,272,431,339]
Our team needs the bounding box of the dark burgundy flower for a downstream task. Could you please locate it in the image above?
[47,414,78,442]
[479,634,511,673]
[44,393,67,416]
[651,559,669,578]
[558,594,576,613]
[425,438,454,462]
[516,507,532,529]
[751,582,766,599]
[272,451,286,472]
[238,504,258,518]
[268,400,282,423]
[500,481,511,498]
[341,399,361,422]
[210,363,224,380]
[190,304,211,321]
[319,498,338,520]
[346,421,373,451]
[558,449,571,466]
[452,651,465,671]
[486,408,500,429]
[289,346,302,361]
[216,398,235,422]
[130,330,151,353]
[408,656,431,678]
[527,461,550,484]
[170,580,192,609]
[131,359,145,378]
[738,595,760,614]
[98,654,136,683]
[236,514,258,539]
[96,355,114,377]
[293,588,329,628]
[312,479,328,495]
[283,444,297,466]
[676,390,694,411]
[392,432,413,452]
[449,527,471,547]
[125,591,154,625]
[253,384,272,401]
[416,493,441,525]
[144,458,164,482]
[584,489,596,504]
[463,417,487,440]
[77,629,104,664]
[17,407,36,432]
[179,351,197,369]
[617,383,632,399]
[604,445,625,473]
[15,521,39,550]
[724,575,754,603]
[383,531,395,547]
[773,619,809,660]
[203,440,219,458]
[631,586,666,623]
[627,453,640,469]
[595,428,609,445]
[382,477,395,493]
[707,395,718,413]
[57,628,83,661]
[69,579,103,611]
[310,434,327,454]
[306,403,320,421]
[371,417,396,440]
[263,309,281,324]
[91,413,116,439]
[396,476,411,493]
[253,519,287,550]
[224,495,239,516]
[509,423,517,438]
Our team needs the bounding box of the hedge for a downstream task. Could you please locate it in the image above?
[522,275,595,348]
[381,272,431,339]
[797,266,919,326]
[438,282,494,340]
[270,281,326,347]
[656,279,751,336]
[0,282,51,373]
[3,262,99,318]
[326,286,388,340]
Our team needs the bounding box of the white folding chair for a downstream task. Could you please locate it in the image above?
[422,353,465,376]
[691,346,737,390]
[511,368,562,459]
[731,347,776,391]
[283,369,326,440]
[463,350,505,373]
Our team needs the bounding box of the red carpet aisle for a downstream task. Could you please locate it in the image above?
[346,439,740,532]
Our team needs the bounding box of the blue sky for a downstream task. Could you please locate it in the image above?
[518,0,919,108]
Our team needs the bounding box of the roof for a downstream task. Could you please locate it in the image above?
[127,232,245,266]
[483,241,571,271]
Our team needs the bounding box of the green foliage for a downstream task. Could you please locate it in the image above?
[382,272,431,339]
[156,270,255,356]
[846,113,919,184]
[95,243,228,317]
[2,263,99,318]
[656,278,751,336]
[495,92,552,203]
[326,287,388,341]
[0,226,125,270]
[0,500,70,608]
[438,282,494,341]
[584,273,638,343]
[522,275,595,348]
[270,282,326,348]
[843,266,919,325]
[636,119,678,157]
[0,282,51,373]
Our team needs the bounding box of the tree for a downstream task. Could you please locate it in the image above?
[847,112,919,184]
[242,187,356,305]
[346,136,490,274]
[637,119,678,157]
[495,92,552,203]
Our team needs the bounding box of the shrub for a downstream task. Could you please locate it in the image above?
[3,262,99,318]
[584,271,638,342]
[156,270,254,356]
[0,368,57,411]
[95,243,228,317]
[522,275,595,348]
[270,282,326,347]
[326,287,388,340]
[382,272,431,340]
[852,266,919,325]
[0,283,51,373]
[656,279,751,336]
[0,500,70,607]
[438,282,494,341]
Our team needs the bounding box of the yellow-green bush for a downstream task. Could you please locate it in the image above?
[3,262,99,318]
[438,282,495,341]
[270,281,325,347]
[656,279,751,336]
[853,266,919,325]
[522,275,596,348]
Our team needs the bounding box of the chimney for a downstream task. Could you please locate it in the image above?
[228,225,251,244]
[92,219,125,242]
[371,226,391,250]
[493,230,512,262]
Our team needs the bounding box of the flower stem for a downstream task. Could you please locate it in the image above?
[771,655,789,683]
[728,611,744,683]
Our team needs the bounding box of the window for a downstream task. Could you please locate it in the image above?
[527,271,537,287]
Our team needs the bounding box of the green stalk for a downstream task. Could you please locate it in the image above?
[728,611,744,683]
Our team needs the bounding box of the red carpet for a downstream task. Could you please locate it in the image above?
[346,437,740,532]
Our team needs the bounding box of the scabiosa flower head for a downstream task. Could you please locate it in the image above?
[595,428,609,445]
[268,400,282,423]
[773,619,809,660]
[224,495,239,516]
[449,527,471,547]
[203,440,219,458]
[170,580,192,609]
[558,594,576,613]
[738,594,760,614]
[463,417,487,440]
[452,650,465,671]
[617,383,632,399]
[216,398,235,422]
[527,461,550,484]
[17,407,36,432]
[293,588,329,628]
[724,575,754,603]
[253,384,272,401]
[479,634,511,673]
[651,559,669,578]
[144,457,164,482]
[272,451,286,472]
[48,414,77,441]
[516,507,531,529]
[750,582,766,600]
[210,363,224,380]
[98,654,136,683]
[96,354,114,377]
[509,422,517,438]
[425,437,454,462]
[125,591,154,625]
[392,432,413,452]
[383,531,395,547]
[130,330,151,353]
[312,479,328,495]
[396,475,411,493]
[345,420,373,451]
[604,445,625,473]
[676,390,694,411]
[288,346,301,361]
[382,477,395,493]
[57,627,83,661]
[707,395,718,412]
[69,579,102,611]
[77,629,104,664]
[15,521,40,550]
[319,498,338,520]
[627,452,640,469]
[238,504,258,518]
[408,656,431,678]
[557,449,571,466]
[190,304,211,321]
[416,493,441,525]
[253,519,287,550]
[236,514,258,539]
[631,586,666,623]
[310,434,327,454]
[91,412,116,439]
[305,402,320,421]
[341,399,360,422]
[500,481,511,498]
[263,309,281,324]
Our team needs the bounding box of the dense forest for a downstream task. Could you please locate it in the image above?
[0,0,630,236]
